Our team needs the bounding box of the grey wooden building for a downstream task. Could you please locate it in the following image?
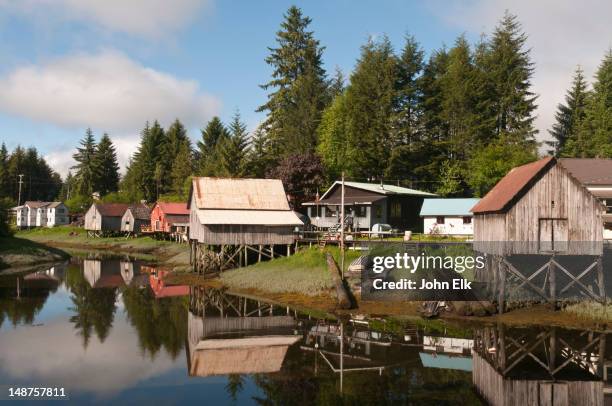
[121,204,151,235]
[471,157,606,310]
[84,203,130,236]
[188,177,303,272]
[303,181,436,232]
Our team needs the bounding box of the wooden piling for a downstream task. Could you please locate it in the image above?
[325,253,352,309]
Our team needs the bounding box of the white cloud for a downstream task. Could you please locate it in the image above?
[0,0,211,38]
[429,0,612,145]
[0,51,220,133]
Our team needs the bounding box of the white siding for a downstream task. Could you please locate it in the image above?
[423,216,473,236]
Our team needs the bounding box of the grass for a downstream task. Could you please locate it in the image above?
[563,301,612,322]
[0,235,69,270]
[14,225,190,267]
[219,246,361,296]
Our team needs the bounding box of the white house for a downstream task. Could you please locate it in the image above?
[420,198,480,236]
[14,201,69,228]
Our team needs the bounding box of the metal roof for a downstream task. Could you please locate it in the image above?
[24,201,53,209]
[195,209,303,226]
[471,157,555,214]
[191,177,291,210]
[127,204,151,220]
[320,181,436,199]
[420,198,480,216]
[95,203,131,217]
[559,158,612,186]
[155,202,189,215]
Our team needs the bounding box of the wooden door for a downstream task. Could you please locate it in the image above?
[539,219,553,252]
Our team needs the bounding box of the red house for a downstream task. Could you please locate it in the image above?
[150,202,190,233]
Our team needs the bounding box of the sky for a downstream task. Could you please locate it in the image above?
[0,0,610,177]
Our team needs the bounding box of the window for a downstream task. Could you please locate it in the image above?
[355,205,367,217]
[605,199,612,214]
[436,216,445,224]
[463,216,472,224]
[390,201,401,218]
[326,206,338,217]
[374,205,382,218]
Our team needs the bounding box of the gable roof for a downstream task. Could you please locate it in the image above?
[420,198,480,216]
[127,204,151,220]
[190,177,291,210]
[471,157,555,214]
[558,158,612,186]
[320,181,436,200]
[24,201,53,209]
[95,203,130,217]
[156,202,189,215]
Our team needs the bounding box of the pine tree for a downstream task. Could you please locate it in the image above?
[343,36,398,179]
[257,6,328,156]
[486,12,538,143]
[0,143,8,198]
[197,117,229,176]
[573,50,612,157]
[71,128,98,197]
[220,112,249,177]
[92,134,120,196]
[316,92,352,180]
[166,119,194,196]
[547,67,589,156]
[246,125,273,178]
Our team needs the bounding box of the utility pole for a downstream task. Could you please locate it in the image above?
[17,174,24,205]
[340,172,345,279]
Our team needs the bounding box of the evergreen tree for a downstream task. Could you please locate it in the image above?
[317,92,352,180]
[220,112,249,177]
[71,128,98,197]
[197,116,229,175]
[547,67,589,156]
[343,36,398,179]
[92,134,120,196]
[486,12,538,143]
[0,143,8,198]
[572,50,612,157]
[166,119,193,196]
[246,125,274,178]
[258,6,328,156]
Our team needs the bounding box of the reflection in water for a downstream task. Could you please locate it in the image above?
[1,257,612,404]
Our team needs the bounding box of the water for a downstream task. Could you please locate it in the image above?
[0,257,610,405]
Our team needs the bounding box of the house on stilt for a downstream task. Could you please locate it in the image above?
[188,177,303,272]
[470,156,606,311]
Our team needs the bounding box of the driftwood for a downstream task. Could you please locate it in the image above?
[325,253,352,309]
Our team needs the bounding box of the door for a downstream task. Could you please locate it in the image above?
[539,218,568,252]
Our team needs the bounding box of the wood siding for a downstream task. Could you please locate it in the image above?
[474,163,603,255]
[189,193,296,245]
[84,205,102,231]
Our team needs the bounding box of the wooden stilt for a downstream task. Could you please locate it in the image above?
[258,245,262,262]
[498,257,505,314]
[549,258,556,308]
[287,244,291,257]
[597,256,605,303]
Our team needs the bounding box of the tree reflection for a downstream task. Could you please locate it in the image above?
[65,264,117,348]
[122,285,188,360]
[0,274,58,327]
[225,374,245,404]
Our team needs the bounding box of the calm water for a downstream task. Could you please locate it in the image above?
[0,257,610,405]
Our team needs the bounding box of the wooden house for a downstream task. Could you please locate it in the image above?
[14,201,69,228]
[150,202,189,233]
[84,203,130,236]
[188,177,303,271]
[471,156,604,255]
[558,158,612,239]
[121,204,151,234]
[303,181,436,232]
[420,198,479,236]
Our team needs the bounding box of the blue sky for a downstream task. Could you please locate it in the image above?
[0,0,610,176]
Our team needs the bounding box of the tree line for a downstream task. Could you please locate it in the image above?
[1,6,611,221]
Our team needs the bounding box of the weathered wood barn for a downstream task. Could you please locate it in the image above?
[121,204,151,234]
[303,181,436,231]
[150,202,190,233]
[471,157,606,310]
[471,156,604,255]
[188,177,303,271]
[84,203,130,236]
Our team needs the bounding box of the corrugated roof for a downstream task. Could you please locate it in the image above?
[48,202,64,208]
[166,214,190,224]
[321,181,437,199]
[196,209,303,226]
[471,157,555,214]
[191,177,291,210]
[95,203,130,217]
[559,158,612,186]
[156,202,189,215]
[420,198,480,216]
